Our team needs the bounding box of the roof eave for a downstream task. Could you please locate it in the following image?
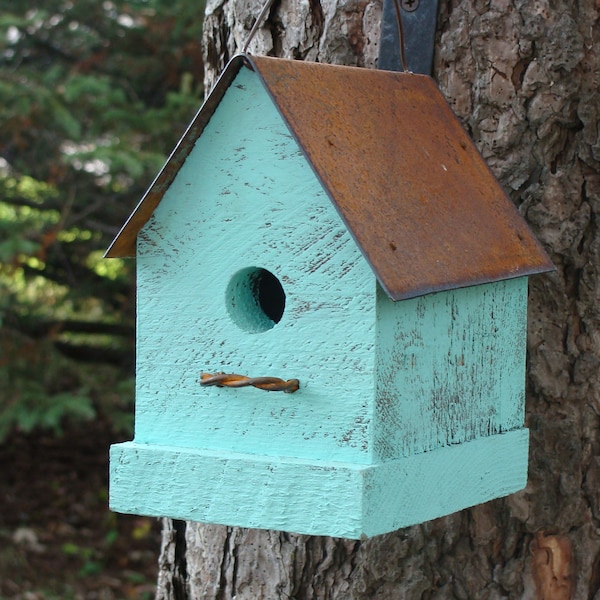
[104,54,250,258]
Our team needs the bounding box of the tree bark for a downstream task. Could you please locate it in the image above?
[156,0,600,598]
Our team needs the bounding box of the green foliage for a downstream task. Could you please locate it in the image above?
[0,176,57,262]
[0,328,135,441]
[0,329,94,441]
[0,0,205,440]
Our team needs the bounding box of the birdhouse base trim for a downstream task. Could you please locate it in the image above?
[109,428,528,539]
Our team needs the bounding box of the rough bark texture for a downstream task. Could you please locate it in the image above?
[156,0,600,598]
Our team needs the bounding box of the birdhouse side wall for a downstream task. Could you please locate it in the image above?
[374,277,528,459]
[132,67,377,465]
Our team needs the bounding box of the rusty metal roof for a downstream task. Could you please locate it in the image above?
[106,54,553,300]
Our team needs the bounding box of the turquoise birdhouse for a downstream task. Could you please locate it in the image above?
[106,55,554,539]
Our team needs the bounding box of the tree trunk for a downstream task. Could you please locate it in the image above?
[156,0,600,598]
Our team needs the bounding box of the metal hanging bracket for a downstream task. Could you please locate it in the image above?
[378,0,439,75]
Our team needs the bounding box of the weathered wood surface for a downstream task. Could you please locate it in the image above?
[112,429,528,538]
[120,63,532,538]
[156,0,600,597]
[375,277,528,459]
[134,66,376,463]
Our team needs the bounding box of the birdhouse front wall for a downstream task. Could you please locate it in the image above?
[374,276,528,460]
[132,66,378,465]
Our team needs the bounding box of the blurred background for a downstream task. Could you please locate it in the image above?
[1,1,205,597]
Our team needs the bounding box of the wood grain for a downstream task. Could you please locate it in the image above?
[111,429,528,538]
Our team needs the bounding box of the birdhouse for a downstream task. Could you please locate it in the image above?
[107,55,553,539]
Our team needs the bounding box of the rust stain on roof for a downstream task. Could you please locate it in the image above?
[106,54,554,300]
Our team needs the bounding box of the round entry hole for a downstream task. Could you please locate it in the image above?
[226,267,286,333]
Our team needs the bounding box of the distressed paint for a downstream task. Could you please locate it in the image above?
[109,63,536,537]
[375,277,528,459]
[134,67,376,463]
[110,428,528,539]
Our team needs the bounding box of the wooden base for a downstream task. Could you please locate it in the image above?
[110,429,528,539]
